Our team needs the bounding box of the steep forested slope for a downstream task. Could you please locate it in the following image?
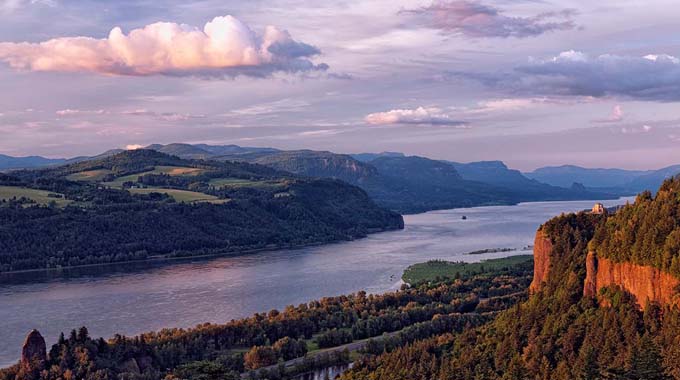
[342,187,680,380]
[590,177,680,276]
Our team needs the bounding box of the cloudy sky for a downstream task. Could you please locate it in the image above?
[1,0,680,170]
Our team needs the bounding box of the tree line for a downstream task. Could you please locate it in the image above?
[0,257,533,380]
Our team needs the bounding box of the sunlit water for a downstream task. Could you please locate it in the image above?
[0,198,631,367]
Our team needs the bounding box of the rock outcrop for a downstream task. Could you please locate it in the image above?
[20,330,46,372]
[584,252,680,309]
[529,229,553,293]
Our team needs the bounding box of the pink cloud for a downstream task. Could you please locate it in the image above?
[403,1,577,38]
[0,15,325,77]
[56,109,107,116]
[592,105,624,123]
[121,109,205,121]
[365,107,468,126]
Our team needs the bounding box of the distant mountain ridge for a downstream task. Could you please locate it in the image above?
[244,150,378,184]
[351,152,405,162]
[1,144,626,213]
[144,143,279,160]
[188,145,617,213]
[449,160,605,202]
[525,164,680,193]
[0,154,66,170]
[525,165,648,188]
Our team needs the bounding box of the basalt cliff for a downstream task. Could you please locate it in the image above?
[584,251,680,309]
[528,229,552,293]
[530,194,680,310]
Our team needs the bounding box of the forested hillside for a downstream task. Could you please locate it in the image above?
[341,190,680,380]
[0,150,403,272]
[590,177,680,276]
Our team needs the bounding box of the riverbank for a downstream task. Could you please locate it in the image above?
[402,255,534,285]
[0,226,402,278]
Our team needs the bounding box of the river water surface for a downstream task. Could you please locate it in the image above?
[0,198,630,367]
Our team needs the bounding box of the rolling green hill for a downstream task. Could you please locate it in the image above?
[0,150,403,273]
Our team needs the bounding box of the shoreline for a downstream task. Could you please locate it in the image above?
[1,196,631,277]
[398,195,630,216]
[0,226,403,278]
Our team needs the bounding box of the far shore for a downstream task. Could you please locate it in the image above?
[1,196,630,279]
[0,226,403,278]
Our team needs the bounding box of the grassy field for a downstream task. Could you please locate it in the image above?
[208,178,284,189]
[0,186,72,207]
[128,187,228,204]
[66,169,113,182]
[402,255,533,285]
[101,166,208,188]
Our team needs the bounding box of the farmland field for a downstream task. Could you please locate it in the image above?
[128,187,228,204]
[101,166,208,188]
[0,186,72,207]
[66,169,113,182]
[209,178,285,189]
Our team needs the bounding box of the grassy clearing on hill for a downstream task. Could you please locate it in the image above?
[0,186,72,207]
[101,166,208,188]
[128,187,228,204]
[208,178,284,189]
[402,254,533,285]
[66,169,113,182]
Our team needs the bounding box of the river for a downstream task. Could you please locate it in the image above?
[0,197,630,367]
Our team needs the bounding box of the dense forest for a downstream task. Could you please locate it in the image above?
[342,204,680,380]
[0,258,533,380]
[0,150,403,272]
[590,177,680,276]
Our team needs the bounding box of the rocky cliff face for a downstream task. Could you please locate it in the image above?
[529,229,553,293]
[584,252,680,309]
[20,330,46,372]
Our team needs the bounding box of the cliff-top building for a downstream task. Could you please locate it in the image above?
[591,203,606,215]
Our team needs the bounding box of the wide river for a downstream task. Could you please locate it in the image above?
[0,197,630,367]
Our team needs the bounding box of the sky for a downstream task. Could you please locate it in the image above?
[1,0,680,170]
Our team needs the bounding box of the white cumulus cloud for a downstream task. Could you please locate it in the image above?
[365,107,467,126]
[0,15,326,77]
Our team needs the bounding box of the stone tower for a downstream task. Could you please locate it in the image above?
[21,330,47,372]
